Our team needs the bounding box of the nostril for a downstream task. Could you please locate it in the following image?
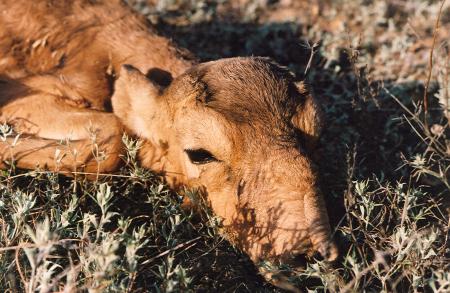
[284,253,308,270]
[308,240,339,262]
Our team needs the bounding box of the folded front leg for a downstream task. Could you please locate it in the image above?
[0,92,123,174]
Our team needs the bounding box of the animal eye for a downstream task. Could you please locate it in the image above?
[185,149,217,164]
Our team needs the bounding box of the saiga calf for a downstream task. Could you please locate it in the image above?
[0,0,337,287]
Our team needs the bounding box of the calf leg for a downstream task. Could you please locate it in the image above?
[0,93,123,175]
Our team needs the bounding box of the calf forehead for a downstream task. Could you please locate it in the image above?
[189,57,301,126]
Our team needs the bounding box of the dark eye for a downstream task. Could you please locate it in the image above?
[185,149,217,164]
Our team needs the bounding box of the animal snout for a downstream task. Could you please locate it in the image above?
[316,239,339,262]
[278,239,336,267]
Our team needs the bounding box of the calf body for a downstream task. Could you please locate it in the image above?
[0,0,337,283]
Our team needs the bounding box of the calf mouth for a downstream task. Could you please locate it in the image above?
[257,249,338,292]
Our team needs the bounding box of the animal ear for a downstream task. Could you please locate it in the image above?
[111,64,166,137]
[291,81,324,152]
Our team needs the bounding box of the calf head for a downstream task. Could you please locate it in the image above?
[112,57,337,269]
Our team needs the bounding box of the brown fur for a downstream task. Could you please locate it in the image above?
[0,0,337,282]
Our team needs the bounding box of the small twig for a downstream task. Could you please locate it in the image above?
[1,243,36,253]
[14,247,27,290]
[192,237,226,262]
[126,271,137,293]
[400,184,411,228]
[141,236,201,265]
[0,169,184,183]
[406,19,422,39]
[304,41,319,76]
[340,250,388,293]
[0,239,82,252]
[385,87,448,155]
[47,264,81,292]
[423,0,446,126]
[445,48,449,119]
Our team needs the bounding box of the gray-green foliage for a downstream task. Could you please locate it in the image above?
[0,136,221,292]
